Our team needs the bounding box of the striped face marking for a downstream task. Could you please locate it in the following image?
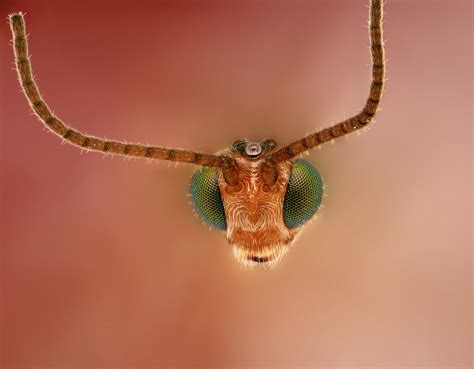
[190,141,324,267]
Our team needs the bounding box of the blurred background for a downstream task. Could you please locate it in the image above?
[0,0,471,367]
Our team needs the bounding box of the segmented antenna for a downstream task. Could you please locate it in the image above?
[8,13,236,170]
[270,0,385,164]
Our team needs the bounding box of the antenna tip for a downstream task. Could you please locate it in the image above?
[9,12,24,20]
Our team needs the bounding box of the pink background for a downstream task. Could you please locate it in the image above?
[0,0,472,368]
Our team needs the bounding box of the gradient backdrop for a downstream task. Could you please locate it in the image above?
[0,0,472,368]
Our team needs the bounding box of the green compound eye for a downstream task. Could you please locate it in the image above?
[190,167,227,230]
[283,159,324,229]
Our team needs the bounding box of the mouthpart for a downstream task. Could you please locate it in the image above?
[232,244,289,268]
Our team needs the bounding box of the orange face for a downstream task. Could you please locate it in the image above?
[217,153,300,266]
[190,140,324,268]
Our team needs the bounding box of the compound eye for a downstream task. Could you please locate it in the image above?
[190,167,227,230]
[245,142,262,157]
[283,159,324,229]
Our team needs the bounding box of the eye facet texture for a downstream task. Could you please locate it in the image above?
[190,167,227,230]
[283,159,324,229]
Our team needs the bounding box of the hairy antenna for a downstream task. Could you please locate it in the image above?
[8,13,237,171]
[269,0,385,164]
